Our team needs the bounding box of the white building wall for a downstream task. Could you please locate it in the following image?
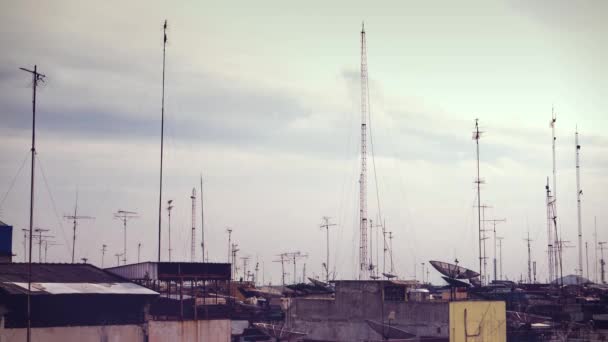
[0,320,230,342]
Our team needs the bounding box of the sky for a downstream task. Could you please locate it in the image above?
[0,0,607,285]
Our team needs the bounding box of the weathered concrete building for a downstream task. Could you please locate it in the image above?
[284,280,505,342]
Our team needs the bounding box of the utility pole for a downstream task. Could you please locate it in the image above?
[166,200,173,261]
[226,228,232,263]
[137,242,142,263]
[190,188,196,262]
[524,233,533,283]
[114,210,138,265]
[157,19,168,263]
[483,218,505,282]
[497,237,504,280]
[359,22,369,281]
[19,64,45,342]
[64,191,94,263]
[473,119,484,285]
[575,130,584,279]
[320,217,337,283]
[101,244,107,268]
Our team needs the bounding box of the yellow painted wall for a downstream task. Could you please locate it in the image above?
[449,301,506,342]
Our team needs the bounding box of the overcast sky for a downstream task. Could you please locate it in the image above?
[1,0,607,285]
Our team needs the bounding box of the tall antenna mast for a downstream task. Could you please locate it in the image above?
[359,22,369,280]
[226,228,232,263]
[483,218,505,282]
[113,210,138,264]
[497,237,504,280]
[19,64,45,342]
[546,177,555,283]
[200,174,205,262]
[473,119,484,284]
[190,188,196,262]
[575,129,584,279]
[595,217,598,283]
[64,191,94,263]
[157,19,168,263]
[550,108,562,284]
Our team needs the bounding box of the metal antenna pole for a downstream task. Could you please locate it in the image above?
[497,237,504,280]
[575,130,584,279]
[166,201,173,261]
[524,233,533,283]
[473,119,484,284]
[19,65,45,342]
[599,242,607,284]
[65,191,94,263]
[595,217,598,283]
[190,188,196,262]
[200,174,205,262]
[320,217,336,283]
[226,228,232,263]
[546,178,555,283]
[586,242,590,280]
[137,242,142,263]
[359,22,369,280]
[483,218,505,281]
[34,228,49,263]
[113,210,138,265]
[389,232,394,274]
[157,20,168,263]
[101,244,107,268]
[550,109,562,285]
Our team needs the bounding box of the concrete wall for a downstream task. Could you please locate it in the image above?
[149,320,230,342]
[0,324,144,342]
[449,301,506,342]
[286,281,449,341]
[0,320,230,342]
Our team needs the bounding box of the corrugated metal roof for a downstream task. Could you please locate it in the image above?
[106,261,231,281]
[9,282,158,295]
[0,263,126,283]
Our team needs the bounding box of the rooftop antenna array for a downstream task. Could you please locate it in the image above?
[359,22,369,280]
[483,218,506,281]
[64,191,94,263]
[19,64,45,342]
[190,188,196,262]
[33,227,50,263]
[113,210,138,265]
[575,129,584,279]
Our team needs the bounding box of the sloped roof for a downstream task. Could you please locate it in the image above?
[0,263,158,296]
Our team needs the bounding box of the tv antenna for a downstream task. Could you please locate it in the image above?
[114,210,138,265]
[64,191,94,263]
[320,217,337,282]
